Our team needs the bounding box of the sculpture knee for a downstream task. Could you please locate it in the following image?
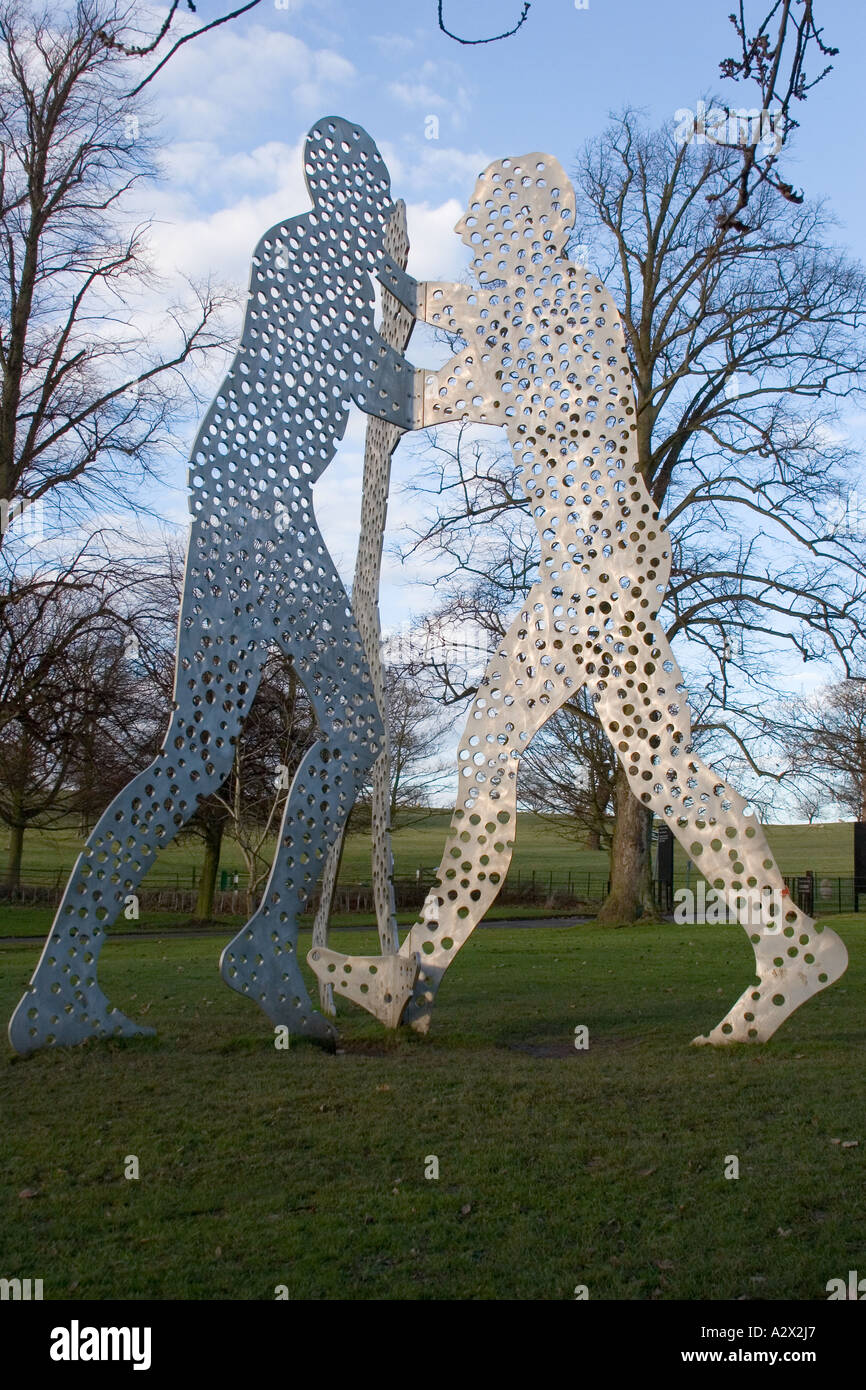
[87,726,235,861]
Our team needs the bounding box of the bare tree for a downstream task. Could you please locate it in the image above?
[0,543,166,891]
[517,689,617,852]
[210,649,318,915]
[709,0,837,227]
[349,661,453,830]
[403,108,866,921]
[0,0,239,548]
[792,787,825,824]
[114,538,232,918]
[782,680,866,821]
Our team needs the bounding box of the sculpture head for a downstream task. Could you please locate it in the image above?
[455,153,575,281]
[304,117,394,268]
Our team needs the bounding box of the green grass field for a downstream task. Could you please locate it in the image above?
[1,813,857,888]
[1,917,863,1300]
[0,901,569,941]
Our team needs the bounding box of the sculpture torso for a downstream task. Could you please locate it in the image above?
[419,262,674,690]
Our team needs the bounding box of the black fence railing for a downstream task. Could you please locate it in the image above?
[1,864,863,916]
[653,871,864,917]
[0,866,615,913]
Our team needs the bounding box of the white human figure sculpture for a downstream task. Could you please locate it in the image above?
[309,152,849,1045]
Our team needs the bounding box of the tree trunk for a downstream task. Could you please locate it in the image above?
[4,820,25,897]
[195,819,224,921]
[585,828,601,851]
[596,765,656,924]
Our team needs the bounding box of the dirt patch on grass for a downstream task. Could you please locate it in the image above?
[333,1039,399,1057]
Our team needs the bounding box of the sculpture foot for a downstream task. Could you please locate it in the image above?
[400,980,436,1033]
[405,1008,432,1034]
[8,983,154,1057]
[220,922,335,1042]
[307,947,419,1029]
[692,923,848,1045]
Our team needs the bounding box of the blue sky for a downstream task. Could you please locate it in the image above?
[114,0,866,800]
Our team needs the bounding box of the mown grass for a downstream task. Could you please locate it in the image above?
[1,917,863,1301]
[2,813,857,889]
[0,901,569,940]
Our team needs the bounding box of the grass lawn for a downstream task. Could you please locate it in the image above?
[2,813,857,890]
[1,916,863,1300]
[0,900,572,940]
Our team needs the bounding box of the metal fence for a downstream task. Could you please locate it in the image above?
[1,863,863,916]
[0,865,613,913]
[653,871,863,916]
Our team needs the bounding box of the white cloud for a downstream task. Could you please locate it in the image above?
[143,137,309,287]
[371,33,416,56]
[404,198,469,281]
[386,58,472,126]
[389,80,449,111]
[142,136,469,300]
[379,140,491,198]
[150,23,356,141]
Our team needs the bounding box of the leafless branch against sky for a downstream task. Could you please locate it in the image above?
[710,1,838,226]
[437,1,531,46]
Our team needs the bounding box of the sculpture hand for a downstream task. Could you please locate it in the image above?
[377,254,420,315]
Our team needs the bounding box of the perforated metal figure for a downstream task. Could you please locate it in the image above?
[311,152,849,1045]
[9,117,416,1054]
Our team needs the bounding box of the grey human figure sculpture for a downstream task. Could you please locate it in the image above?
[310,152,849,1045]
[8,117,416,1056]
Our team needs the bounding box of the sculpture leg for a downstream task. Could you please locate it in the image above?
[219,583,384,1040]
[8,622,259,1054]
[592,639,847,1043]
[308,582,580,1031]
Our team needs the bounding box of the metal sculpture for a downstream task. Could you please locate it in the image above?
[8,117,416,1055]
[8,129,849,1056]
[309,152,849,1044]
[311,199,416,1017]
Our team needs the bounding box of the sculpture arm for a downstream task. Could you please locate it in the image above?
[353,338,418,430]
[411,282,496,428]
[377,255,420,315]
[415,280,477,336]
